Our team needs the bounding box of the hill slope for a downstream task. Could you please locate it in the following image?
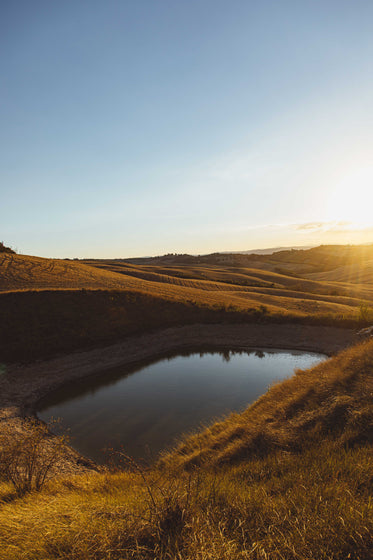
[1,244,373,557]
[2,247,373,362]
[1,339,372,559]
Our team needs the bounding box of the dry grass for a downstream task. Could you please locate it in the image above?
[306,260,373,283]
[162,338,373,469]
[2,247,373,362]
[1,245,373,557]
[0,419,68,495]
[0,340,373,559]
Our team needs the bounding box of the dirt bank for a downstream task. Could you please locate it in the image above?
[0,323,356,473]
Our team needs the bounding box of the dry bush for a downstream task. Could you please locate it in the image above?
[0,419,67,496]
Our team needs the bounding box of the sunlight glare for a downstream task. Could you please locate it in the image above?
[326,165,373,227]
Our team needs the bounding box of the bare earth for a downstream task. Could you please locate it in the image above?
[0,323,355,474]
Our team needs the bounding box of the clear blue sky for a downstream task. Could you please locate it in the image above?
[2,0,373,257]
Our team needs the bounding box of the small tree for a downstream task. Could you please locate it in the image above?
[0,241,15,254]
[0,419,67,495]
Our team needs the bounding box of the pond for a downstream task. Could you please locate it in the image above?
[37,348,325,463]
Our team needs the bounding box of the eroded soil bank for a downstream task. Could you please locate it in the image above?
[0,323,356,474]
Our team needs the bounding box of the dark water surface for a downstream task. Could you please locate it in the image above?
[37,349,325,463]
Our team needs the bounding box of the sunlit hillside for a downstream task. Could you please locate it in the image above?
[1,246,373,362]
[1,246,372,557]
[1,338,372,560]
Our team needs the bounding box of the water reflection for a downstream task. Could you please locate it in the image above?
[37,348,325,464]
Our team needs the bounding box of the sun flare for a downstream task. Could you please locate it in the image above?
[327,165,373,227]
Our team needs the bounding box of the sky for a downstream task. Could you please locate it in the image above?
[1,0,373,258]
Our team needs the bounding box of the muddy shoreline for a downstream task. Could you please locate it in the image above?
[0,323,356,473]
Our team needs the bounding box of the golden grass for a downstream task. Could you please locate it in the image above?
[2,247,373,362]
[162,338,373,469]
[3,250,373,305]
[1,340,373,559]
[2,245,373,557]
[306,260,373,283]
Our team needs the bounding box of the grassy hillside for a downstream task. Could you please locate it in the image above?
[162,337,373,469]
[119,243,373,275]
[1,339,372,559]
[1,244,373,558]
[2,247,373,362]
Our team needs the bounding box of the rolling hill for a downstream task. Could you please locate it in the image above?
[1,244,373,363]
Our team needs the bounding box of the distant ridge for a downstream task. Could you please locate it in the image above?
[122,245,316,264]
[221,245,315,256]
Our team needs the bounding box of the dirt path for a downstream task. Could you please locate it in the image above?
[0,323,356,473]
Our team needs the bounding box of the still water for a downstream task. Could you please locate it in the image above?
[37,349,325,463]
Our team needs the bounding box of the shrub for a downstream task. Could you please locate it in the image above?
[0,241,15,254]
[0,419,67,495]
